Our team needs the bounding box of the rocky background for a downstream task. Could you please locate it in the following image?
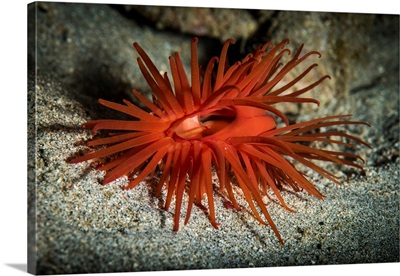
[28,2,399,274]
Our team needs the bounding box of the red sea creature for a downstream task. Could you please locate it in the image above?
[70,37,369,244]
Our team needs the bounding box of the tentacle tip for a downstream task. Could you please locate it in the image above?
[133,42,139,49]
[81,121,93,128]
[102,177,114,185]
[284,119,290,126]
[96,166,107,172]
[212,222,221,229]
[174,51,180,58]
[226,38,235,44]
[121,185,130,190]
[68,158,79,164]
[282,38,290,45]
[213,56,220,63]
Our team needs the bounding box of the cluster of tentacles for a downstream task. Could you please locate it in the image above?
[71,37,369,244]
